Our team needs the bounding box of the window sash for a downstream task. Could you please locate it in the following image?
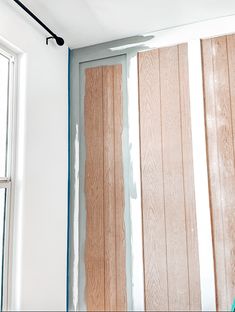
[0,45,15,311]
[0,46,15,180]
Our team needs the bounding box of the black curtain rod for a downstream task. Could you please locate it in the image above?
[13,0,64,46]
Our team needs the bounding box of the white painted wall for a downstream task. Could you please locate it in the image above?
[0,1,68,311]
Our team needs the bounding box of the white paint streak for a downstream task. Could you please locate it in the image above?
[127,55,145,312]
[188,40,216,311]
[109,16,235,55]
[72,124,79,310]
[110,42,145,51]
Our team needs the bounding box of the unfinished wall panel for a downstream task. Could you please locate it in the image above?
[202,34,235,311]
[138,44,201,311]
[84,65,127,311]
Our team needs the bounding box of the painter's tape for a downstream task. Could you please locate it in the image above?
[232,298,235,312]
[66,48,71,312]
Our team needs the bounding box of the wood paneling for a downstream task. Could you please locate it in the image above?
[84,65,127,311]
[113,65,127,311]
[202,34,235,311]
[138,44,201,311]
[103,66,116,311]
[178,45,202,310]
[84,67,104,311]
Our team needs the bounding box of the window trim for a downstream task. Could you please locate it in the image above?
[0,45,16,311]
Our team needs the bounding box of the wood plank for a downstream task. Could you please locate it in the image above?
[159,45,189,311]
[84,64,127,311]
[84,67,105,311]
[226,34,235,309]
[139,44,201,311]
[212,36,235,312]
[113,64,127,311]
[201,38,227,310]
[202,34,235,311]
[138,49,168,311]
[103,66,116,311]
[212,36,234,178]
[178,44,201,311]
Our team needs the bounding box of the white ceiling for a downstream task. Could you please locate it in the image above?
[7,0,235,48]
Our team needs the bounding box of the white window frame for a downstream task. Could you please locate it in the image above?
[0,45,16,311]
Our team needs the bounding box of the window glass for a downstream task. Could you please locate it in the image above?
[0,55,9,177]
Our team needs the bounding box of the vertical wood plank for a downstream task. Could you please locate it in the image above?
[138,43,201,311]
[226,34,235,308]
[178,44,201,311]
[84,64,127,311]
[201,38,227,310]
[160,46,189,311]
[211,36,234,312]
[103,66,116,311]
[113,64,127,311]
[84,67,105,311]
[202,34,235,311]
[138,49,168,311]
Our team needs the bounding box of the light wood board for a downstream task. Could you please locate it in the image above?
[84,65,127,311]
[202,34,235,311]
[138,44,201,311]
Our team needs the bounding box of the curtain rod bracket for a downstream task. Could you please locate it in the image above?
[46,36,64,46]
[46,37,54,45]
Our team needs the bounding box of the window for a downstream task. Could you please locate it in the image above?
[0,47,15,309]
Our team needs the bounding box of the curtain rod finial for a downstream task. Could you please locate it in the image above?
[56,37,64,46]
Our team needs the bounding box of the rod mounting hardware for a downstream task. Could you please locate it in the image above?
[46,36,64,46]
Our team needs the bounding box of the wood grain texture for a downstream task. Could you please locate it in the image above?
[202,34,235,311]
[84,65,127,311]
[114,65,127,311]
[178,44,201,311]
[84,67,105,311]
[138,44,201,311]
[138,49,168,311]
[103,66,116,311]
[160,45,189,311]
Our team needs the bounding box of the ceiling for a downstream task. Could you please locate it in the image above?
[7,0,235,48]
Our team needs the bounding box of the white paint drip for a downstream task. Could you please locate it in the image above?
[127,54,145,312]
[72,124,79,310]
[188,39,216,311]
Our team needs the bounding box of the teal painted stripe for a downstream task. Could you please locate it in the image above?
[232,298,235,312]
[66,47,71,312]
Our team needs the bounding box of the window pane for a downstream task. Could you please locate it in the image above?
[0,188,6,308]
[0,55,9,177]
